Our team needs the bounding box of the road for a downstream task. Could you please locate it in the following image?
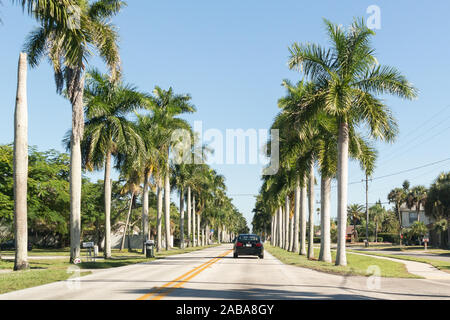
[1,244,450,300]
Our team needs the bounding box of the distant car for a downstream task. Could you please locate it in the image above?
[233,234,264,259]
[0,240,33,251]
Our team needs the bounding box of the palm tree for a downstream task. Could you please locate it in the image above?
[13,52,29,271]
[388,182,409,245]
[134,113,162,252]
[118,165,141,252]
[407,186,428,223]
[148,87,196,250]
[23,0,124,263]
[348,204,364,243]
[79,69,147,258]
[370,202,385,242]
[288,18,417,265]
[277,78,377,261]
[172,163,191,249]
[425,172,450,248]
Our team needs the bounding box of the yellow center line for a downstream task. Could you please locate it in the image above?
[137,249,232,301]
[151,250,232,301]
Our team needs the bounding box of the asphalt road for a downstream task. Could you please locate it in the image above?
[1,244,450,300]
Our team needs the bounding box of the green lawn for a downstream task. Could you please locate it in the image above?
[0,248,70,256]
[0,259,91,295]
[0,244,219,294]
[265,245,421,279]
[349,250,450,274]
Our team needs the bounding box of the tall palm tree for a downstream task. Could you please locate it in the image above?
[288,18,417,265]
[23,0,124,263]
[348,204,364,242]
[277,78,377,261]
[407,186,428,223]
[118,164,141,252]
[13,52,29,271]
[134,113,162,252]
[78,69,147,258]
[388,184,409,245]
[149,87,196,250]
[172,163,191,249]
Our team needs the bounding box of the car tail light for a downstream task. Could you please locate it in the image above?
[256,243,262,247]
[236,242,243,247]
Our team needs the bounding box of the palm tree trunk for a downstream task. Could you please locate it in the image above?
[397,202,403,246]
[308,162,315,259]
[336,121,349,266]
[300,176,307,255]
[319,175,332,262]
[289,214,294,252]
[157,177,163,252]
[187,186,191,247]
[375,221,378,242]
[272,212,277,246]
[278,207,282,247]
[203,227,206,246]
[278,206,283,248]
[164,169,171,251]
[69,73,85,264]
[120,192,134,251]
[293,178,300,253]
[104,151,112,259]
[192,195,196,246]
[447,221,450,249]
[197,212,200,246]
[142,169,150,254]
[13,52,29,271]
[285,196,290,250]
[179,188,185,249]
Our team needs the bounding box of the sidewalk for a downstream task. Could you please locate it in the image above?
[350,252,450,280]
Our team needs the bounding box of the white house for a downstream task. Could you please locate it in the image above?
[400,204,433,227]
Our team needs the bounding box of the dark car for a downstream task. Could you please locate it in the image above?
[0,240,33,251]
[233,234,264,259]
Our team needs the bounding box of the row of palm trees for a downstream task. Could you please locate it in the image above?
[11,0,244,269]
[255,18,417,266]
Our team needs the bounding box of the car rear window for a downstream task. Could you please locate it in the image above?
[238,235,259,242]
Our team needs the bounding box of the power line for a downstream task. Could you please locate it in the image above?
[378,104,450,157]
[332,156,450,188]
[378,120,450,166]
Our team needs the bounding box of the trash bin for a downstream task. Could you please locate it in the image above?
[145,240,155,258]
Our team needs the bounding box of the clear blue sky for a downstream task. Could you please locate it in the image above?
[1,1,450,228]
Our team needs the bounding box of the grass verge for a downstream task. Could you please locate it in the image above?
[0,259,91,295]
[349,250,450,274]
[265,245,420,279]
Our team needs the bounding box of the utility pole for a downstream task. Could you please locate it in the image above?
[365,174,369,248]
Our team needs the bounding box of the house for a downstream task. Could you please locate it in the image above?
[346,226,357,243]
[399,204,434,228]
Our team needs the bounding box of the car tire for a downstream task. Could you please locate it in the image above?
[259,255,264,259]
[233,253,238,259]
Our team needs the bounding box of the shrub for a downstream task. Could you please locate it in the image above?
[378,233,400,244]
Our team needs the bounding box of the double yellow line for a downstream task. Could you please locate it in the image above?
[137,249,233,301]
